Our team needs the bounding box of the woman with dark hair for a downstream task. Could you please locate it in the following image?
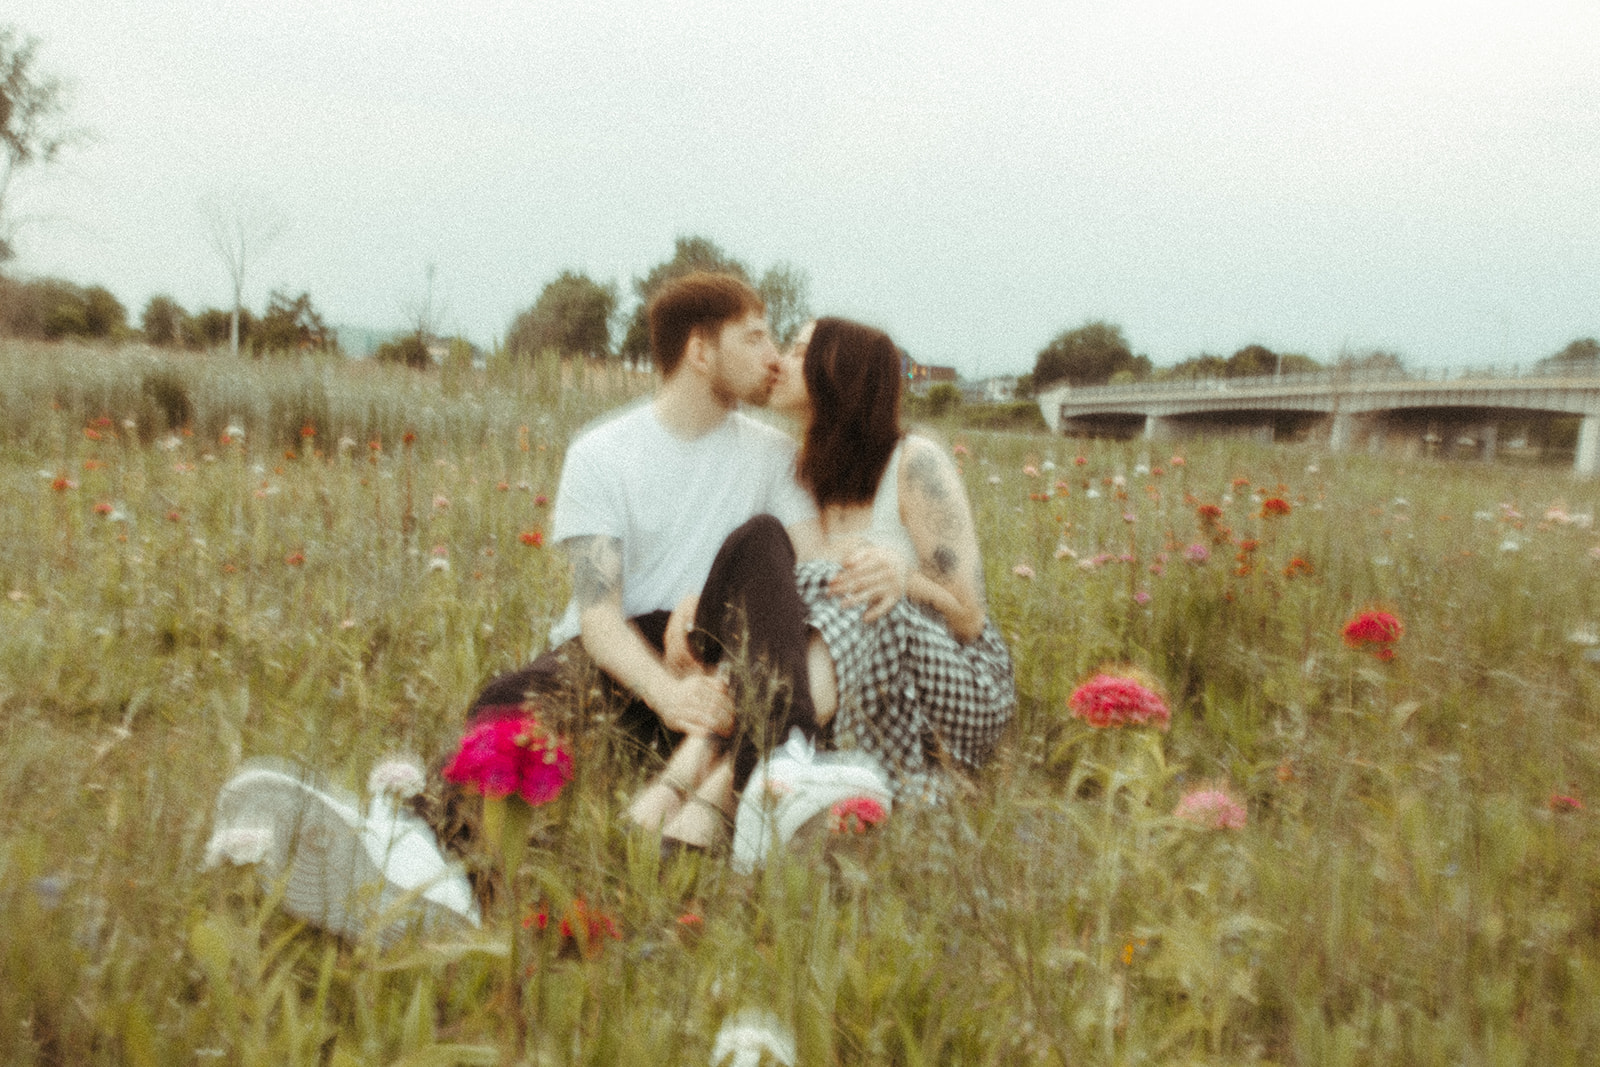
[637,316,1015,849]
[768,316,1016,800]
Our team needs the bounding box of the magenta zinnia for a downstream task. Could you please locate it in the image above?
[1342,609,1403,660]
[444,715,572,806]
[1068,672,1171,730]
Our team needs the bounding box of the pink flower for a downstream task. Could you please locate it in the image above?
[1068,672,1171,730]
[1184,543,1210,564]
[1133,590,1152,605]
[1550,793,1584,813]
[829,796,887,834]
[1023,464,1039,477]
[444,715,572,806]
[1174,787,1247,829]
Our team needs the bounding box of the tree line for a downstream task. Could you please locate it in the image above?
[1025,321,1600,395]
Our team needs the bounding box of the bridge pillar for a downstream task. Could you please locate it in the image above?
[1143,414,1172,440]
[1480,423,1497,464]
[1577,415,1600,476]
[1329,412,1355,452]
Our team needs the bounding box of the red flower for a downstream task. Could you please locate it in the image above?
[1068,672,1171,730]
[402,429,416,447]
[1342,610,1403,658]
[300,423,317,439]
[1283,557,1314,578]
[1550,793,1584,813]
[550,898,621,958]
[51,476,76,492]
[519,530,544,547]
[284,551,306,566]
[93,501,113,515]
[829,796,887,834]
[1260,497,1292,517]
[535,494,549,507]
[1074,456,1088,466]
[443,715,572,806]
[1196,503,1224,523]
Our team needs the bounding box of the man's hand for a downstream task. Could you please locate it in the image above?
[829,540,908,624]
[653,668,735,737]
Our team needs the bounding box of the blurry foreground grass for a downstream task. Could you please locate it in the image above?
[3,342,1600,1064]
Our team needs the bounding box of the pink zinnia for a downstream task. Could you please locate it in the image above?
[1068,672,1171,730]
[1342,610,1403,659]
[1549,793,1584,813]
[444,715,572,806]
[829,796,887,834]
[1174,787,1247,829]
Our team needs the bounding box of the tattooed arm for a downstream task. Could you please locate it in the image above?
[898,436,988,642]
[567,534,733,736]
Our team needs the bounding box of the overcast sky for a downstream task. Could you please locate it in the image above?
[5,0,1597,376]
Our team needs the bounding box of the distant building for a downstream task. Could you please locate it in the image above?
[901,350,958,396]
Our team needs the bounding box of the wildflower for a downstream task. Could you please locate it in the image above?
[953,443,969,457]
[496,480,510,492]
[1499,539,1521,553]
[1174,786,1248,829]
[300,423,316,439]
[1029,492,1051,502]
[1012,564,1035,579]
[1196,503,1224,523]
[711,1010,797,1067]
[519,530,544,547]
[676,911,703,927]
[1134,463,1150,476]
[1122,511,1136,524]
[1041,460,1056,471]
[1068,671,1171,730]
[829,796,887,834]
[1085,488,1101,499]
[1284,557,1314,579]
[987,475,1001,485]
[1112,474,1126,489]
[1342,609,1402,660]
[337,435,356,452]
[1054,544,1076,560]
[535,493,549,506]
[1260,497,1292,517]
[284,551,305,566]
[1236,538,1260,554]
[443,714,572,806]
[203,825,275,868]
[402,429,416,446]
[1074,455,1088,466]
[367,758,427,800]
[1133,590,1152,605]
[1023,464,1039,477]
[433,494,450,510]
[1231,477,1250,489]
[83,427,103,441]
[1550,793,1584,813]
[1184,543,1210,564]
[93,501,114,516]
[555,897,621,956]
[51,476,77,492]
[1170,455,1185,467]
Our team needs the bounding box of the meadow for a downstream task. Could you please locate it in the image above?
[3,340,1599,1065]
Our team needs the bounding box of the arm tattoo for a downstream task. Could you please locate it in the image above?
[904,445,951,505]
[567,535,622,609]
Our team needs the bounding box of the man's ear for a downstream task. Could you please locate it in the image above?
[682,327,712,376]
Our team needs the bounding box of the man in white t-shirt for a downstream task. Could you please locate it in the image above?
[464,272,822,849]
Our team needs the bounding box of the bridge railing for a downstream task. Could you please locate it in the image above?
[1049,359,1600,400]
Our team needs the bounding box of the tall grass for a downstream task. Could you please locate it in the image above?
[3,342,1599,1063]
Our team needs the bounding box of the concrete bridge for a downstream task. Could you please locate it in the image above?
[1035,364,1600,475]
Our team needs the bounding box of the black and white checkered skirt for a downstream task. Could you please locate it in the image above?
[796,559,1016,800]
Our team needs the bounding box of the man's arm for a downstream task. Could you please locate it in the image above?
[567,535,732,736]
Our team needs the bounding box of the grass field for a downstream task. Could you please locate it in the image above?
[4,341,1600,1065]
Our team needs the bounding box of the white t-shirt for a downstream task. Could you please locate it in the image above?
[546,400,816,646]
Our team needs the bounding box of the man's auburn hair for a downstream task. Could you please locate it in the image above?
[648,272,765,377]
[796,317,904,510]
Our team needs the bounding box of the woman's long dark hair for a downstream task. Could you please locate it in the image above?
[795,317,904,510]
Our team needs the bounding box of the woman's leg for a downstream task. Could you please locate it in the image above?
[625,734,722,832]
[658,755,735,848]
[692,515,819,790]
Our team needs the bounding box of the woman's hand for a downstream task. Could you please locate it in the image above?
[829,540,908,623]
[663,592,700,677]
